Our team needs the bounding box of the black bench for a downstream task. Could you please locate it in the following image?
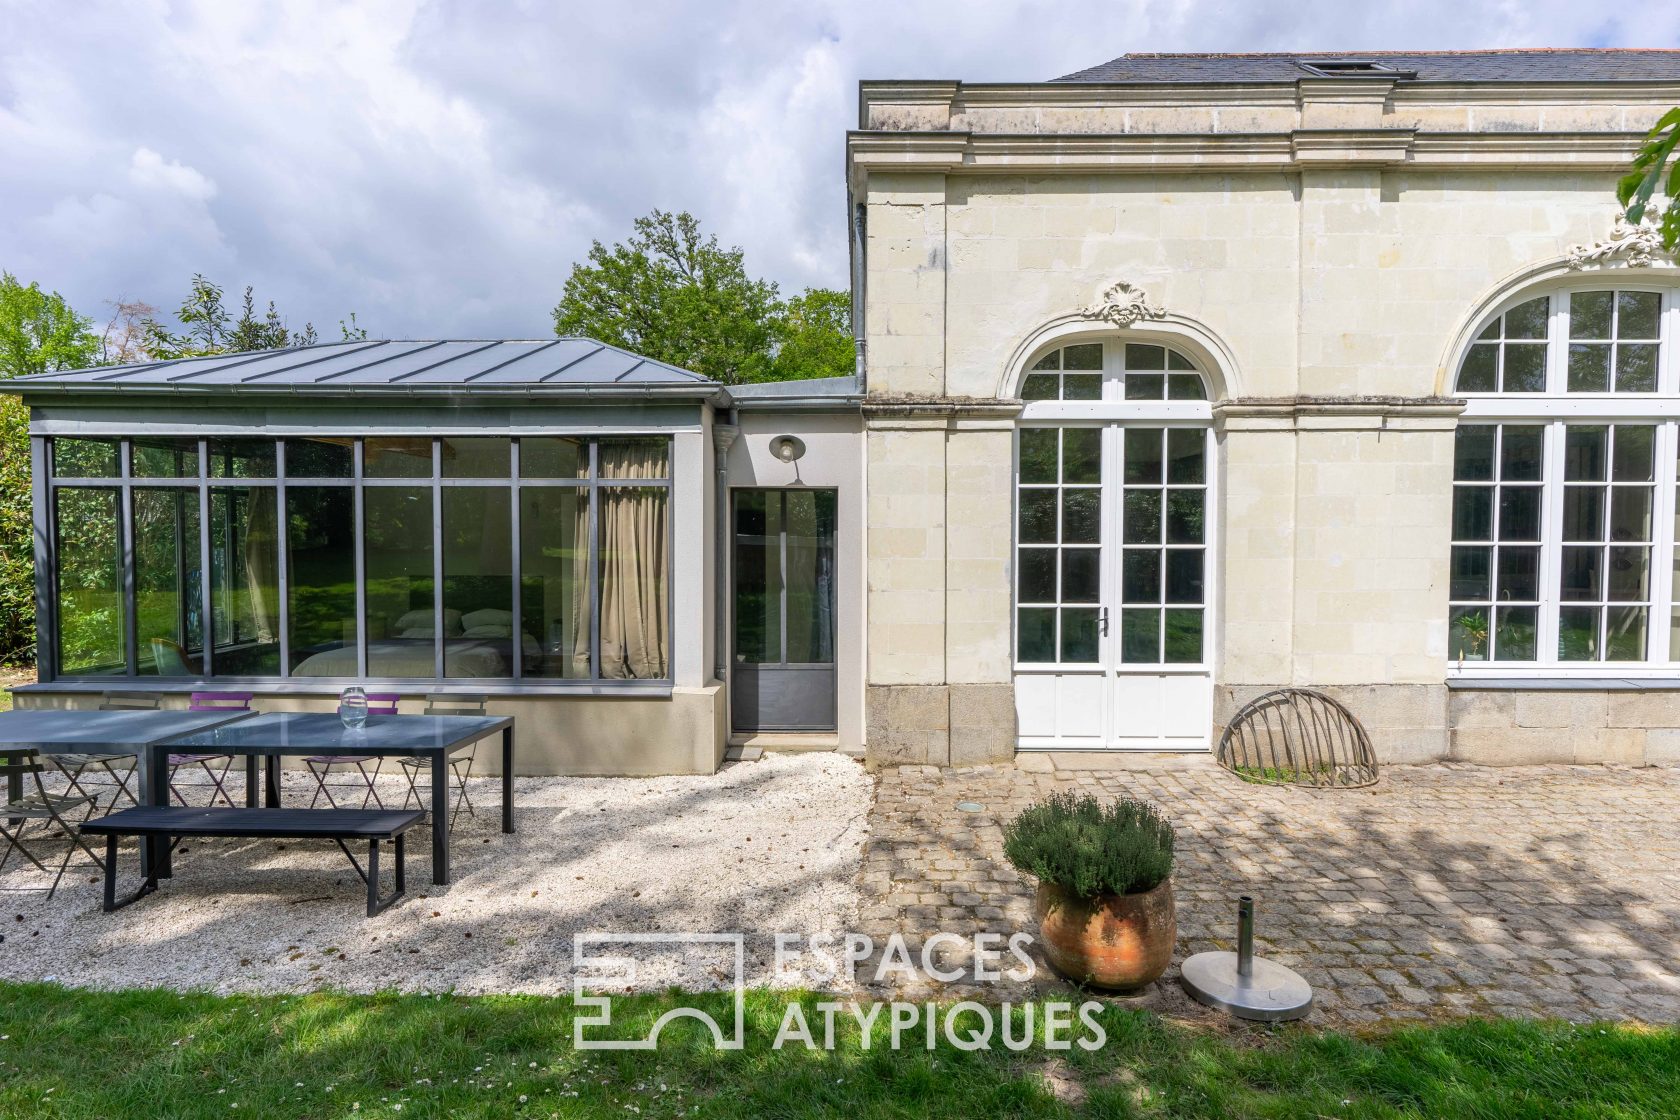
[81,806,426,916]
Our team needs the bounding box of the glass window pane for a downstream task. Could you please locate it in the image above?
[520,437,589,479]
[1559,546,1602,601]
[363,486,435,676]
[132,437,197,479]
[1165,549,1204,604]
[1167,373,1207,400]
[1018,491,1057,544]
[1166,429,1204,484]
[1561,487,1603,542]
[1062,344,1103,371]
[1031,351,1061,371]
[286,487,357,675]
[784,490,837,664]
[1476,319,1499,341]
[208,439,276,479]
[443,486,514,677]
[1163,609,1203,663]
[1062,374,1101,400]
[1123,489,1161,544]
[1568,291,1613,339]
[1612,426,1655,483]
[1017,608,1055,662]
[1018,548,1056,602]
[134,489,202,676]
[1504,296,1549,339]
[1124,429,1163,484]
[441,437,510,479]
[1566,343,1610,392]
[1558,605,1600,660]
[1616,345,1658,393]
[1501,344,1546,392]
[1457,345,1497,392]
[1494,606,1537,661]
[365,437,434,478]
[521,487,591,679]
[1124,343,1165,370]
[1563,426,1607,482]
[54,488,125,675]
[1059,607,1099,662]
[1500,426,1543,481]
[1453,426,1495,482]
[53,438,118,478]
[1450,606,1490,662]
[1060,549,1099,603]
[1124,373,1164,400]
[1450,546,1491,600]
[209,487,281,674]
[1607,546,1650,601]
[1605,605,1648,661]
[1120,608,1160,663]
[1061,489,1100,544]
[1452,487,1493,541]
[599,486,668,679]
[599,438,670,479]
[1167,349,1195,371]
[1497,546,1540,602]
[1122,550,1160,604]
[1166,490,1205,544]
[1020,373,1058,401]
[1061,428,1101,484]
[1018,430,1057,484]
[1497,487,1541,541]
[1610,488,1651,542]
[284,438,353,478]
[1616,291,1661,339]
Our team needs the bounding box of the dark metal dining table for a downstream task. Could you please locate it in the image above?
[0,708,254,828]
[155,711,515,885]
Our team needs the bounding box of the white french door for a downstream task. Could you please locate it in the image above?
[1011,339,1216,751]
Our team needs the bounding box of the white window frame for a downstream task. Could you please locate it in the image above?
[1453,279,1680,679]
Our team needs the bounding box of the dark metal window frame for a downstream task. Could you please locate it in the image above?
[39,434,673,688]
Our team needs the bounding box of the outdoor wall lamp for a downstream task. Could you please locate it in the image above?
[769,435,806,463]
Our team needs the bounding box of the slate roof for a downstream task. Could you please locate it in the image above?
[1054,49,1680,84]
[9,338,718,395]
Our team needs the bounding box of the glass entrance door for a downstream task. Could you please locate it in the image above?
[732,489,838,732]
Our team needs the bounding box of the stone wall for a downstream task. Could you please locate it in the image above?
[1448,689,1680,766]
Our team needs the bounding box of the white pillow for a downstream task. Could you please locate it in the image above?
[461,624,512,639]
[462,608,514,630]
[396,608,462,635]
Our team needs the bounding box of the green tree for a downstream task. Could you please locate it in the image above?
[1620,107,1680,250]
[553,209,853,384]
[772,287,855,381]
[143,274,322,358]
[0,275,99,664]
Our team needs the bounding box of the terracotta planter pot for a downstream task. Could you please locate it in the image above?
[1035,878,1176,990]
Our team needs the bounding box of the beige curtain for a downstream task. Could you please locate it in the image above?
[597,443,668,679]
[242,487,280,643]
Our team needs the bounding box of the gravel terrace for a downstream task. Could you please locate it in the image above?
[1,752,872,995]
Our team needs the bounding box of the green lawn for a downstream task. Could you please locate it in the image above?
[0,983,1675,1118]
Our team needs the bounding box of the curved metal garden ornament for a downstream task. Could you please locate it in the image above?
[1216,688,1378,789]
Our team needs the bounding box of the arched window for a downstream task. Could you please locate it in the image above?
[1021,341,1209,402]
[1450,284,1680,670]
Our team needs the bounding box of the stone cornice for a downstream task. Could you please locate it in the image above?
[848,128,1645,182]
[861,395,1023,421]
[1215,395,1466,431]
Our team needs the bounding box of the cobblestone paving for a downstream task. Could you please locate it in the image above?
[859,759,1680,1027]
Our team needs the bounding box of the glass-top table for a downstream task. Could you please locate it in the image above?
[157,712,515,885]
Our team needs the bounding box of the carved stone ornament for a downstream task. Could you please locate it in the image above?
[1566,211,1674,271]
[1079,281,1165,327]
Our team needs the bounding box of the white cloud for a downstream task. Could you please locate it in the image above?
[1,0,1676,338]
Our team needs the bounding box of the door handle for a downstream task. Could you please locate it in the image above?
[1099,606,1110,636]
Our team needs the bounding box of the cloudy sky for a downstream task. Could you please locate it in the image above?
[3,1,1678,341]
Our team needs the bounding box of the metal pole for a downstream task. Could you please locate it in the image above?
[1237,896,1255,978]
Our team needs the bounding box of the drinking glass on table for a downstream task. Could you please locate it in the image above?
[339,686,369,730]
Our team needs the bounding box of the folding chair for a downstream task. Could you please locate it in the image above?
[400,694,487,830]
[41,693,160,813]
[304,693,401,809]
[0,749,106,899]
[168,692,252,808]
